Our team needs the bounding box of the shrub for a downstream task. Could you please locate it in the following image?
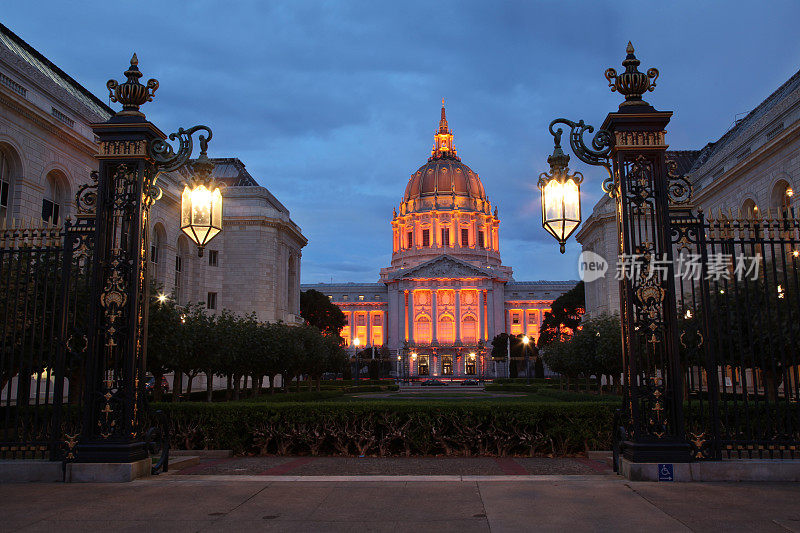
[484,384,538,392]
[147,401,615,457]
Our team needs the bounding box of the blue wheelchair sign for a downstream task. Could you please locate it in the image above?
[658,463,674,481]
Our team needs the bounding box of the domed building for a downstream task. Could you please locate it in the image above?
[303,103,575,378]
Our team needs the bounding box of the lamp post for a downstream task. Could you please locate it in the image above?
[353,337,360,387]
[522,335,531,385]
[538,43,689,464]
[77,55,221,463]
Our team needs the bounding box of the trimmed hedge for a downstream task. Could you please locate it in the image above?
[485,384,538,392]
[148,401,615,457]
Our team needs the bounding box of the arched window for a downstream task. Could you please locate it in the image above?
[42,170,67,224]
[462,315,478,344]
[770,180,793,217]
[415,315,432,344]
[741,198,758,218]
[438,314,455,344]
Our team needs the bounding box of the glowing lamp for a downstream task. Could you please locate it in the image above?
[157,293,168,304]
[353,338,361,348]
[522,335,530,345]
[411,352,417,360]
[787,188,794,198]
[181,150,221,256]
[539,140,582,253]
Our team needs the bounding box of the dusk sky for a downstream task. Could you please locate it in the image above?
[4,1,800,283]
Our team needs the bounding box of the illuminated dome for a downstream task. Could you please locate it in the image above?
[404,159,486,201]
[403,102,486,201]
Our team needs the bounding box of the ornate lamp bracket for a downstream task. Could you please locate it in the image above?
[548,118,614,192]
[149,125,213,173]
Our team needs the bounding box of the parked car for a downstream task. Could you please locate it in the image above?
[421,379,447,387]
[461,379,479,386]
[145,376,170,393]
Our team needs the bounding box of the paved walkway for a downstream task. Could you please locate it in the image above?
[2,477,800,532]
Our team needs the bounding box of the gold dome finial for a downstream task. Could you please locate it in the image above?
[431,99,457,159]
[439,98,448,133]
[626,41,634,54]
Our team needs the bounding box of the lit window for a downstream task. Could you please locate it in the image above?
[150,243,159,264]
[343,295,349,301]
[441,228,450,246]
[374,295,381,300]
[461,228,469,246]
[422,229,430,247]
[208,250,218,266]
[359,295,364,301]
[478,231,485,249]
[407,231,413,248]
[207,292,217,310]
[328,295,333,300]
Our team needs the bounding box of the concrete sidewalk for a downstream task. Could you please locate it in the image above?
[2,477,799,532]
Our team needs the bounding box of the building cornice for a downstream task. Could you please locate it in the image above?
[223,215,308,247]
[0,86,99,157]
[693,118,800,204]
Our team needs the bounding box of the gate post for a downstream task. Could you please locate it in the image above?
[77,56,163,463]
[602,45,690,463]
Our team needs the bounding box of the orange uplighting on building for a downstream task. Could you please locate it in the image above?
[304,101,575,378]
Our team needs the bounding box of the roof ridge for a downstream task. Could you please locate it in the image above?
[0,22,114,116]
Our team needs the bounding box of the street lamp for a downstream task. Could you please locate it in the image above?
[522,335,531,384]
[538,42,692,464]
[353,337,360,386]
[180,138,222,257]
[538,134,583,254]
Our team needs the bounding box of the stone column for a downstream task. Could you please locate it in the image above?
[478,290,485,342]
[487,289,494,340]
[523,307,528,337]
[431,289,437,343]
[382,310,387,346]
[350,310,356,346]
[455,289,461,343]
[407,290,414,344]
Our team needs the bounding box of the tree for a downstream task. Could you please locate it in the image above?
[300,289,346,336]
[538,281,585,347]
[146,285,182,401]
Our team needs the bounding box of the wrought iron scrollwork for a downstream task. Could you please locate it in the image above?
[149,125,213,172]
[665,158,693,205]
[548,118,613,187]
[76,170,99,216]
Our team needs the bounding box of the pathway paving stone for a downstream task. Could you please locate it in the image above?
[2,478,799,532]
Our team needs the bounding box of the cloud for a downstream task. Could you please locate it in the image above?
[5,1,800,284]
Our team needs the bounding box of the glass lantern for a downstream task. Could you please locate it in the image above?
[538,142,583,253]
[180,152,222,256]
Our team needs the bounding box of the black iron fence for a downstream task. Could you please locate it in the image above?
[0,217,94,460]
[672,209,800,459]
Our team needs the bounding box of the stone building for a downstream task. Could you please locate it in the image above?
[576,67,800,316]
[0,22,305,323]
[303,103,575,378]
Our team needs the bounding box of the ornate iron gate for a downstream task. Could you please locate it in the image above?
[672,209,800,459]
[0,215,94,460]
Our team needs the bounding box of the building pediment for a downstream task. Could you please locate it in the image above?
[392,255,493,280]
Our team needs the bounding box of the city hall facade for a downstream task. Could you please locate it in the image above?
[304,104,575,378]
